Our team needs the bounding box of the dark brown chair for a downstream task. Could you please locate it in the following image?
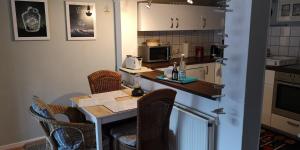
[88,70,122,94]
[116,89,177,150]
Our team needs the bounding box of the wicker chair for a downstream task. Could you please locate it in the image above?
[116,89,177,150]
[88,70,122,94]
[29,99,97,150]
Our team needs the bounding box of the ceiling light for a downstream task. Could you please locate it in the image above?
[187,0,194,4]
[145,0,152,8]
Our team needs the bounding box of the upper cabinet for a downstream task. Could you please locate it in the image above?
[138,3,225,31]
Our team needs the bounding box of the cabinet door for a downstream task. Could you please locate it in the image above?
[138,4,225,31]
[186,64,206,80]
[138,3,176,31]
[201,7,225,30]
[261,84,273,126]
[204,63,215,83]
[271,114,300,137]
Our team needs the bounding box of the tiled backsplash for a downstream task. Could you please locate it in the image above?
[138,30,223,57]
[268,26,300,58]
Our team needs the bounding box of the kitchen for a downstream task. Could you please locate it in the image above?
[0,0,297,150]
[118,0,300,149]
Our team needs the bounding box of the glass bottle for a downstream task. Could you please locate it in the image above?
[178,54,186,81]
[172,62,178,80]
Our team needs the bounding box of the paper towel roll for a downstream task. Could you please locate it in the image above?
[181,43,189,57]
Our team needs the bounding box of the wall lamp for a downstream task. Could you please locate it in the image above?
[187,0,194,4]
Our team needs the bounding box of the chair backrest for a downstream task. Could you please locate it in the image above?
[88,70,122,94]
[29,106,58,149]
[136,89,177,150]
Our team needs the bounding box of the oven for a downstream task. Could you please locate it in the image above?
[272,71,300,121]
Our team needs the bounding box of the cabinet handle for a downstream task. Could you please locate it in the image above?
[170,18,174,28]
[202,18,207,29]
[287,121,300,127]
[176,18,179,28]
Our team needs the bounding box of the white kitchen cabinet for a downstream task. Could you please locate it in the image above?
[186,63,215,83]
[138,3,225,31]
[271,114,300,137]
[214,63,222,84]
[261,70,275,126]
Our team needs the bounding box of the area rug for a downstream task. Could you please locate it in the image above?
[260,128,300,150]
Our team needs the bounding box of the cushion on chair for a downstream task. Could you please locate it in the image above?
[31,100,54,119]
[54,128,83,150]
[118,134,137,147]
[110,121,137,139]
[31,99,83,150]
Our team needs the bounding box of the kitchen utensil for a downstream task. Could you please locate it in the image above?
[125,55,142,70]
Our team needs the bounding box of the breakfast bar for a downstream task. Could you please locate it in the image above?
[140,70,222,100]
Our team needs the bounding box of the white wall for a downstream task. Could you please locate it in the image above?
[0,0,115,145]
[114,0,138,68]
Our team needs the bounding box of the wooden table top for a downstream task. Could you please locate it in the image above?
[71,88,140,118]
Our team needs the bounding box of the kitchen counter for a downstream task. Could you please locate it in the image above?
[142,56,216,69]
[266,64,300,74]
[140,70,222,100]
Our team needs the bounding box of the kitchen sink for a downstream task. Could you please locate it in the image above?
[266,56,297,66]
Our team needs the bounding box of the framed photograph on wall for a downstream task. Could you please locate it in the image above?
[11,0,50,40]
[277,0,300,22]
[65,1,96,40]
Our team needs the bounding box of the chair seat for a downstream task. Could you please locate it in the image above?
[110,121,136,139]
[118,134,137,147]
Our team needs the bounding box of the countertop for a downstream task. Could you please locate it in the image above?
[140,70,222,100]
[142,56,216,69]
[266,64,300,74]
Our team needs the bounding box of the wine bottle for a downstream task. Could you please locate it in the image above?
[172,62,178,80]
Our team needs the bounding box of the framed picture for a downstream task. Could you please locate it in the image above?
[11,0,50,40]
[65,1,96,40]
[277,0,300,22]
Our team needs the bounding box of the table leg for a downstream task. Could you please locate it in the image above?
[95,118,103,150]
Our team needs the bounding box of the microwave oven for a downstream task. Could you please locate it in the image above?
[138,45,171,63]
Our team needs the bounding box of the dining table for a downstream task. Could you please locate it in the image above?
[71,88,140,150]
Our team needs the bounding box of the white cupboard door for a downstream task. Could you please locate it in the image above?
[261,84,273,126]
[271,114,300,137]
[201,7,225,30]
[138,3,175,31]
[138,4,225,31]
[214,63,222,84]
[204,63,215,83]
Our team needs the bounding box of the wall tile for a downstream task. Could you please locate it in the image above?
[288,47,299,57]
[270,37,280,46]
[290,26,300,36]
[138,30,222,57]
[271,27,281,36]
[270,46,279,56]
[280,26,290,36]
[289,37,300,47]
[278,46,289,56]
[279,37,290,46]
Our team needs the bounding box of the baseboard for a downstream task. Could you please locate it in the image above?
[0,136,46,150]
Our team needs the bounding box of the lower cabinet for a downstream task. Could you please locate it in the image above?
[261,70,275,126]
[261,84,273,126]
[185,63,218,84]
[271,114,300,137]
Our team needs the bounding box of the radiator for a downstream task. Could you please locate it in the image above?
[169,103,216,150]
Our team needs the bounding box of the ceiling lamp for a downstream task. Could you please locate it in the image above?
[187,0,194,4]
[86,5,92,16]
[145,0,152,8]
